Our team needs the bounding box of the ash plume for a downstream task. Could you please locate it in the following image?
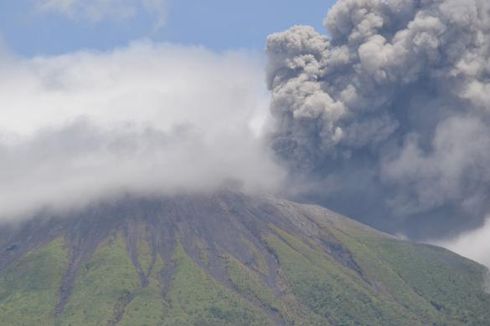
[267,0,490,238]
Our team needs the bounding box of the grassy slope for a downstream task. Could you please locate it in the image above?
[0,210,489,325]
[305,209,490,325]
[225,254,324,325]
[0,238,68,326]
[161,243,270,326]
[119,225,167,325]
[58,232,271,326]
[370,239,490,325]
[59,233,141,325]
[265,229,420,326]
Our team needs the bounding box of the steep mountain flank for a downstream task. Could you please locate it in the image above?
[0,191,488,325]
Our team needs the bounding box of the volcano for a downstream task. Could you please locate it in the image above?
[0,191,489,325]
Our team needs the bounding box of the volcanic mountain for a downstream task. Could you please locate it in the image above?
[0,191,489,325]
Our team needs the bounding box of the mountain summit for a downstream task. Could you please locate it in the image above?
[0,191,489,325]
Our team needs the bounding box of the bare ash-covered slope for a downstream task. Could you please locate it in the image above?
[0,191,489,325]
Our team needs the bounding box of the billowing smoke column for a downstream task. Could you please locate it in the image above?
[267,0,490,238]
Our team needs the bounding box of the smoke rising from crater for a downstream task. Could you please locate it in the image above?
[267,0,490,238]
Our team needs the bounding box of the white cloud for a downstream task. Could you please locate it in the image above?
[36,0,167,26]
[0,41,284,220]
[436,219,490,269]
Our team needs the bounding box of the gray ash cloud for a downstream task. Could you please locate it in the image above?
[266,0,490,238]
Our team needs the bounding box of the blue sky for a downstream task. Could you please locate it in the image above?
[0,0,336,57]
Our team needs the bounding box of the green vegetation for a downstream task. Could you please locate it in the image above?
[370,239,490,325]
[0,238,68,326]
[225,254,323,325]
[162,243,270,326]
[135,224,154,274]
[59,232,141,325]
[265,231,414,325]
[119,255,165,326]
[0,201,489,326]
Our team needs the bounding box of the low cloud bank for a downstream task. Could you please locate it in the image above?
[436,217,490,269]
[0,41,284,220]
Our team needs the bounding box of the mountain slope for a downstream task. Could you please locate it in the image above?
[0,191,488,325]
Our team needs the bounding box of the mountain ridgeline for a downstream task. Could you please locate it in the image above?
[0,191,489,325]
